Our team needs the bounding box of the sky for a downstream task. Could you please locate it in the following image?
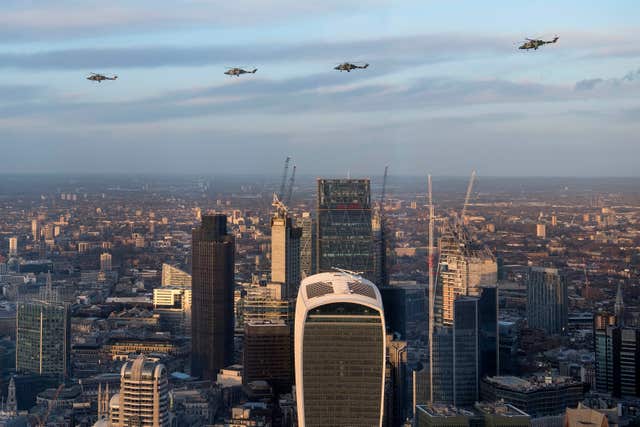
[2,0,640,176]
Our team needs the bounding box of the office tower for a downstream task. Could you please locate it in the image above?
[594,313,640,397]
[161,263,192,288]
[153,287,192,336]
[191,214,235,381]
[109,356,170,427]
[243,320,292,394]
[295,271,385,427]
[536,223,546,238]
[16,279,70,378]
[437,228,497,326]
[8,237,18,257]
[100,252,112,272]
[614,283,624,326]
[316,179,374,281]
[428,287,498,406]
[271,201,302,298]
[526,267,567,334]
[31,219,39,241]
[297,212,316,278]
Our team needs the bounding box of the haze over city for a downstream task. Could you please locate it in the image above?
[2,1,640,175]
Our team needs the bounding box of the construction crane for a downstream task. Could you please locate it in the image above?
[427,174,435,404]
[36,383,65,427]
[460,170,476,225]
[284,164,296,205]
[278,156,291,200]
[378,165,389,287]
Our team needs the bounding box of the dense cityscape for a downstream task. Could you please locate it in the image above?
[0,172,638,426]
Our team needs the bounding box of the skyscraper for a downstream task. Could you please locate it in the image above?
[109,356,170,427]
[191,214,235,380]
[16,279,70,378]
[526,267,567,335]
[316,179,374,281]
[271,200,302,298]
[295,271,386,427]
[297,212,316,278]
[437,227,497,326]
[9,237,18,257]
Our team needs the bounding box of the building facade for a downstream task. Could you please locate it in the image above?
[109,356,170,427]
[271,207,302,298]
[526,267,568,335]
[191,214,235,380]
[243,320,292,394]
[297,212,316,278]
[295,271,386,427]
[316,179,374,281]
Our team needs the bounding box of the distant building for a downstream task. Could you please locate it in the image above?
[109,356,170,427]
[9,237,18,257]
[536,224,546,239]
[243,320,292,394]
[15,279,70,379]
[153,287,192,336]
[316,179,375,282]
[297,212,316,278]
[237,283,293,328]
[295,272,385,427]
[99,253,112,272]
[526,267,567,335]
[191,214,235,381]
[564,404,609,427]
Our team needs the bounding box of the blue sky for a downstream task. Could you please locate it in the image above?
[1,0,639,176]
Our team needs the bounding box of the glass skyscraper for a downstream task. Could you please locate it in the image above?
[316,179,374,281]
[295,271,385,427]
[526,267,568,335]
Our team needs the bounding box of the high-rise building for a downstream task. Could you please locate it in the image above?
[31,219,39,241]
[295,271,385,427]
[536,223,546,238]
[316,179,374,281]
[191,214,235,381]
[109,356,170,427]
[437,227,497,326]
[271,202,302,298]
[297,212,316,278]
[161,263,192,288]
[100,252,112,272]
[9,237,18,257]
[526,267,567,335]
[16,279,70,378]
[238,283,293,327]
[243,320,292,394]
[428,287,498,406]
[594,313,640,397]
[386,336,408,427]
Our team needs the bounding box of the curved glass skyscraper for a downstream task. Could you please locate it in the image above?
[295,271,385,427]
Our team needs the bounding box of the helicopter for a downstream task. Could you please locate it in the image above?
[87,73,118,82]
[334,62,369,72]
[518,36,559,50]
[224,67,258,77]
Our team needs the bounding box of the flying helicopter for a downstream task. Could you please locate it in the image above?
[87,73,118,82]
[224,67,258,77]
[334,62,369,72]
[518,36,559,50]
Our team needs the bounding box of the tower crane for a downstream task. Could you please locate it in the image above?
[35,383,65,427]
[460,170,476,225]
[378,165,389,287]
[278,156,291,200]
[284,164,296,206]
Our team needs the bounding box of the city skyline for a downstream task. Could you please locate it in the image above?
[2,1,640,175]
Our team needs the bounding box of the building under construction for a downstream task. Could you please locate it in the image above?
[437,225,497,327]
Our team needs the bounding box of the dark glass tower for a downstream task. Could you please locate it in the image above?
[316,179,374,281]
[191,214,235,380]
